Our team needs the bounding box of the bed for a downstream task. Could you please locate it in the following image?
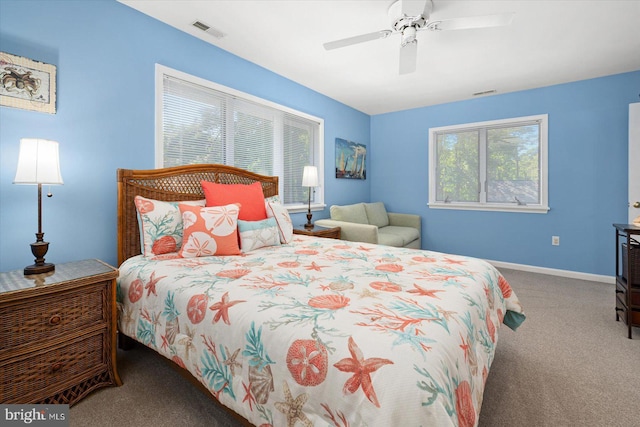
[116,164,525,427]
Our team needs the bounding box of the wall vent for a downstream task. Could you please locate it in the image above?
[192,20,226,39]
[472,89,497,96]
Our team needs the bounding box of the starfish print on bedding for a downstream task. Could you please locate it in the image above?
[305,261,328,271]
[223,346,242,376]
[275,381,312,427]
[209,292,246,325]
[356,288,379,299]
[144,271,167,296]
[333,337,393,408]
[406,283,445,298]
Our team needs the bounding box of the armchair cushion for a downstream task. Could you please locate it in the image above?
[330,203,368,224]
[378,226,420,247]
[364,202,389,228]
[314,219,379,244]
[376,231,404,247]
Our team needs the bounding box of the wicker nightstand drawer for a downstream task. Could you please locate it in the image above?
[0,284,107,353]
[0,331,107,403]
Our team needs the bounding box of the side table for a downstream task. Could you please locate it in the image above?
[293,224,341,240]
[0,259,121,405]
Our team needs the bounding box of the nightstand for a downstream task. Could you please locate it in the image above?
[293,224,341,239]
[0,259,121,405]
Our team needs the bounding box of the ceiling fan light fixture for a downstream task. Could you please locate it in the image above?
[401,26,417,46]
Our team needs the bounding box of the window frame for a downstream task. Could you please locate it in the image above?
[155,64,324,213]
[428,114,549,213]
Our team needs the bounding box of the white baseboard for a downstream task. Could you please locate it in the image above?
[487,259,614,284]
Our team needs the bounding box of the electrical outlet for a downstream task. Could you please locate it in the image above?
[552,236,560,246]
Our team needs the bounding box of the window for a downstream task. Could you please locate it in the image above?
[155,64,324,210]
[428,115,548,213]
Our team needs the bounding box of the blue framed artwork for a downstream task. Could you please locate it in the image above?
[335,138,366,180]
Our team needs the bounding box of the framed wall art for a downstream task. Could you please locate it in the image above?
[0,52,56,114]
[335,137,366,180]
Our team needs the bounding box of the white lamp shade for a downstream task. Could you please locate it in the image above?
[14,139,64,185]
[302,165,318,187]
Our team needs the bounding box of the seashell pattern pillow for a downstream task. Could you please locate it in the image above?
[134,196,205,257]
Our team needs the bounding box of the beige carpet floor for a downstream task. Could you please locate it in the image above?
[71,268,640,426]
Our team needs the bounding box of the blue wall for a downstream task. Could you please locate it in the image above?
[371,71,640,276]
[1,1,637,277]
[0,0,370,272]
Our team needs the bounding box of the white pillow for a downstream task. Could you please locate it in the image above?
[266,201,294,244]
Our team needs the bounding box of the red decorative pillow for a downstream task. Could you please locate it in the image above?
[178,203,241,257]
[201,180,267,221]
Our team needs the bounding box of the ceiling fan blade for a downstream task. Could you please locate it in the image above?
[399,41,417,75]
[323,30,392,50]
[428,13,514,31]
[401,0,428,17]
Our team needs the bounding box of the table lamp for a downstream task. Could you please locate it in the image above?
[13,138,64,275]
[302,165,318,229]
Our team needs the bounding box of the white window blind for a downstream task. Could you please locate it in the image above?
[156,65,323,207]
[428,115,548,213]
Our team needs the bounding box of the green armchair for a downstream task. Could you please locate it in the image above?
[315,202,421,249]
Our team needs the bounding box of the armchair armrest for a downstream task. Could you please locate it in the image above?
[387,212,421,231]
[314,219,379,244]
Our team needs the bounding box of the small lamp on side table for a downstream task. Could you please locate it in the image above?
[13,138,64,275]
[302,165,318,229]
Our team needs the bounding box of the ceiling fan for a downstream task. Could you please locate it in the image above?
[323,0,514,75]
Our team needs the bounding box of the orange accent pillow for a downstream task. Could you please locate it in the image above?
[201,180,267,221]
[178,203,241,257]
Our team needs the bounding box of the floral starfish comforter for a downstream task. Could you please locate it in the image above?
[117,235,525,427]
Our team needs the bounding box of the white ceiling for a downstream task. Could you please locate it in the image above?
[119,0,640,115]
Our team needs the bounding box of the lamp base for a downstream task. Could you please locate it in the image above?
[305,212,313,229]
[25,239,54,275]
[24,262,55,275]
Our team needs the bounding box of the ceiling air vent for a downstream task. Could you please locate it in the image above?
[472,89,497,96]
[191,20,226,39]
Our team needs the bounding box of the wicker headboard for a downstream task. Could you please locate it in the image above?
[117,164,279,265]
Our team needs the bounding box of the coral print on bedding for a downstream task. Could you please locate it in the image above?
[117,235,524,427]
